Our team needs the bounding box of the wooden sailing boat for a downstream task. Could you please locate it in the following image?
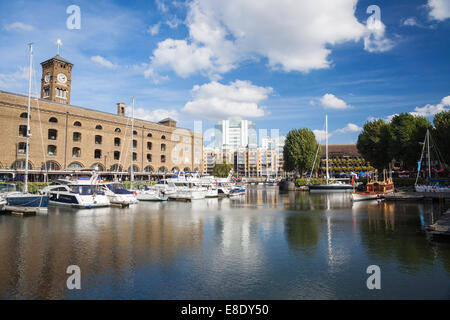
[351,168,394,201]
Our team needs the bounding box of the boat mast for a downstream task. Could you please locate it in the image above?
[24,43,33,194]
[325,114,329,184]
[427,129,431,180]
[130,97,135,189]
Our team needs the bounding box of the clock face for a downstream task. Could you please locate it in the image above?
[57,73,67,84]
[44,73,50,84]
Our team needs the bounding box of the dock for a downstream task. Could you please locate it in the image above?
[426,209,450,240]
[110,201,130,208]
[385,191,450,201]
[2,206,47,216]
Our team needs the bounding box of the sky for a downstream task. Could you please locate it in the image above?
[0,0,449,145]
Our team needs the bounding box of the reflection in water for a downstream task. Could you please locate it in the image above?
[0,187,449,299]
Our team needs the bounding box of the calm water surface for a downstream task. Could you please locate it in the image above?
[0,186,449,299]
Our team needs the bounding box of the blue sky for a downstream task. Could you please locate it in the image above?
[0,0,449,145]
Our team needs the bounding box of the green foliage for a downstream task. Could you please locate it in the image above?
[283,128,319,175]
[296,178,327,186]
[357,119,393,170]
[433,110,450,166]
[213,159,233,177]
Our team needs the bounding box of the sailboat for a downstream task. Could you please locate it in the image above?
[5,44,49,209]
[414,129,450,193]
[308,115,353,191]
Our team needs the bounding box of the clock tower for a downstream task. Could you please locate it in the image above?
[40,54,73,104]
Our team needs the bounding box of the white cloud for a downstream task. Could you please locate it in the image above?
[410,95,450,117]
[128,107,179,123]
[91,56,116,69]
[148,23,161,36]
[320,93,352,109]
[364,18,394,53]
[428,0,450,21]
[402,17,419,27]
[182,80,272,119]
[0,66,29,89]
[313,129,331,143]
[156,0,168,13]
[3,22,35,31]
[166,17,182,29]
[335,123,362,133]
[147,0,395,80]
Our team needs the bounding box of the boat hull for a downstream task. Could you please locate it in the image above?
[309,184,353,191]
[6,194,49,207]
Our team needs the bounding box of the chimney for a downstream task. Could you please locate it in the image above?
[117,102,126,116]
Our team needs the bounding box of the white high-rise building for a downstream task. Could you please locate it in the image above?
[214,118,257,151]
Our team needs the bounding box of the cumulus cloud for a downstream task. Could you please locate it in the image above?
[0,66,29,89]
[147,0,394,80]
[335,123,362,133]
[182,80,272,119]
[91,56,116,69]
[128,107,179,123]
[320,94,352,109]
[410,95,450,117]
[402,17,419,27]
[428,0,450,21]
[148,23,161,36]
[313,130,331,143]
[3,22,34,31]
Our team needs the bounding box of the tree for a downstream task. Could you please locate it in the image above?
[357,119,393,171]
[212,158,233,177]
[283,128,319,176]
[389,113,431,169]
[433,110,450,166]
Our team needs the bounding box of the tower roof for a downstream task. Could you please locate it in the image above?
[41,54,73,66]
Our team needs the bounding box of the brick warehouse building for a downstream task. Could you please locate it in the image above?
[0,53,203,180]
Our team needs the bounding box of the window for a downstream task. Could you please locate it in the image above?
[49,117,58,123]
[19,125,27,137]
[18,142,26,154]
[47,145,57,156]
[94,149,102,159]
[132,152,137,161]
[91,163,105,171]
[161,155,166,163]
[48,129,57,140]
[95,135,102,145]
[42,161,60,171]
[133,130,137,135]
[147,133,152,137]
[115,128,121,133]
[147,142,152,150]
[110,164,122,172]
[11,160,32,170]
[161,143,166,152]
[74,121,81,127]
[161,135,166,140]
[144,166,153,173]
[133,140,137,149]
[72,147,81,158]
[114,151,120,160]
[114,137,121,147]
[20,112,28,118]
[56,88,67,99]
[147,154,152,162]
[95,125,102,130]
[68,162,83,169]
[43,88,50,98]
[73,132,81,142]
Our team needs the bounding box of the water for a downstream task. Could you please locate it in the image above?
[0,186,449,299]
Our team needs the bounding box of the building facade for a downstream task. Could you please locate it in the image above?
[318,144,373,176]
[214,118,257,152]
[0,54,203,178]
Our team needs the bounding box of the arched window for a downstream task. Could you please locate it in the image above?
[20,112,28,118]
[110,164,123,172]
[73,132,81,142]
[147,142,152,150]
[128,165,139,173]
[158,166,166,173]
[144,166,154,173]
[91,163,105,171]
[17,142,26,154]
[42,161,60,171]
[19,125,27,137]
[48,129,57,140]
[161,143,166,152]
[132,152,137,161]
[146,154,152,162]
[171,167,179,173]
[68,162,83,169]
[74,121,82,127]
[183,167,190,172]
[161,135,166,140]
[114,137,121,147]
[114,151,120,160]
[133,140,137,149]
[147,133,152,137]
[72,147,81,158]
[11,160,32,170]
[95,135,102,145]
[161,155,166,163]
[115,128,121,133]
[47,145,57,156]
[95,125,103,130]
[133,130,137,135]
[49,117,58,123]
[94,149,102,159]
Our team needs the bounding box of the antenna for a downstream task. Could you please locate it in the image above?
[56,39,62,55]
